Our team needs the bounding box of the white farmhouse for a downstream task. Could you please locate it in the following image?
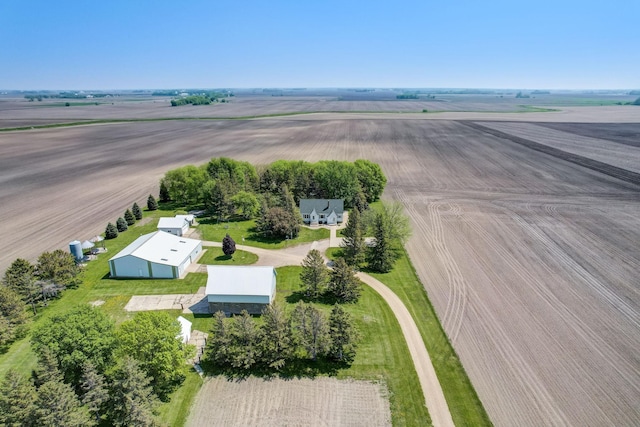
[299,199,344,225]
[206,265,276,314]
[108,231,202,279]
[158,217,189,236]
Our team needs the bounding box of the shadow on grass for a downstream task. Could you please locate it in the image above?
[285,291,342,306]
[214,254,233,261]
[200,356,350,381]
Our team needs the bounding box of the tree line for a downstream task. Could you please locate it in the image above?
[159,157,387,239]
[205,301,358,373]
[0,307,191,426]
[104,201,145,240]
[0,250,82,349]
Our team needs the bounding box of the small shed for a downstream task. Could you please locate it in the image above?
[175,214,195,226]
[158,217,189,236]
[206,265,276,314]
[176,316,192,344]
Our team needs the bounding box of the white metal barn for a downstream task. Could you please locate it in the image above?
[157,217,189,236]
[206,265,276,314]
[108,231,202,279]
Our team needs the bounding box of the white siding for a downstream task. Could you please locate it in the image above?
[111,256,150,278]
[151,262,174,278]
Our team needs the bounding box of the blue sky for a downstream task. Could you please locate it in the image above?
[1,1,638,90]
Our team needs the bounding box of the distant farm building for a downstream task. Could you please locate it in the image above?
[299,199,344,225]
[158,217,190,236]
[108,231,202,279]
[205,265,276,315]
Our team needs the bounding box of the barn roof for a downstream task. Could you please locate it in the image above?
[158,217,188,229]
[299,199,344,214]
[109,231,200,266]
[205,265,276,298]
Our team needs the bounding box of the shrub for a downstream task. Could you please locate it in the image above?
[116,217,128,232]
[105,222,118,239]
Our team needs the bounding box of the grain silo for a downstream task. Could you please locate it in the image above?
[69,240,83,261]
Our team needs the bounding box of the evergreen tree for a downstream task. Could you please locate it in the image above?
[292,302,329,361]
[0,285,29,346]
[259,302,291,370]
[0,370,37,427]
[2,258,40,315]
[367,211,396,273]
[159,179,170,202]
[329,305,359,362]
[300,249,328,300]
[222,234,236,257]
[146,194,158,211]
[206,311,232,366]
[132,203,143,220]
[116,217,128,232]
[340,207,366,268]
[327,258,361,303]
[124,209,135,226]
[33,372,92,427]
[229,310,261,370]
[80,362,109,424]
[32,346,63,387]
[105,222,118,239]
[108,357,159,427]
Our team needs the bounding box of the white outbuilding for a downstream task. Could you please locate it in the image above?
[108,231,202,279]
[206,265,276,314]
[158,217,189,236]
[175,214,195,226]
[176,316,192,344]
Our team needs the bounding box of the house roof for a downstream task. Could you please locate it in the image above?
[109,231,201,266]
[158,217,188,229]
[205,265,276,297]
[175,214,194,222]
[299,199,344,215]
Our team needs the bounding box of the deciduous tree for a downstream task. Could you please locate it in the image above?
[116,311,187,399]
[36,250,80,288]
[231,191,260,219]
[300,249,328,299]
[31,306,116,387]
[222,234,236,257]
[354,159,387,203]
[0,285,29,346]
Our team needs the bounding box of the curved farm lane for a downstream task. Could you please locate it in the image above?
[202,239,455,427]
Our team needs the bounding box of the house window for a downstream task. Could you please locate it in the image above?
[303,214,310,219]
[320,215,325,219]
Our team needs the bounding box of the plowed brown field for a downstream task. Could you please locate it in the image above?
[1,108,639,426]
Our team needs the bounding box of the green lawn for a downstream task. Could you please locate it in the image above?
[198,218,329,249]
[269,266,430,426]
[326,248,492,427]
[157,370,203,427]
[198,246,258,265]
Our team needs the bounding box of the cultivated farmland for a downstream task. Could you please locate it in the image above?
[0,102,639,426]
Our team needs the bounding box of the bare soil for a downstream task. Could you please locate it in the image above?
[1,106,639,426]
[185,377,391,427]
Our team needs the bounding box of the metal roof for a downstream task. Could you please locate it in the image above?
[109,231,200,266]
[205,265,275,297]
[158,217,188,229]
[299,199,344,215]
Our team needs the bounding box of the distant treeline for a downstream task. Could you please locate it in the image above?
[629,90,640,95]
[25,92,116,101]
[396,93,419,99]
[170,92,230,106]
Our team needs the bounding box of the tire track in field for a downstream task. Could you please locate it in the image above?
[394,189,468,345]
[460,204,640,424]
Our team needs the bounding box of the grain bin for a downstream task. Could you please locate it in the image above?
[69,240,83,261]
